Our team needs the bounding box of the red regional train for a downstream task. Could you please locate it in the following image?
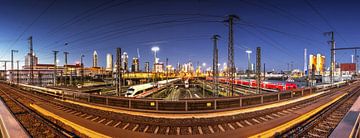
[206,77,298,91]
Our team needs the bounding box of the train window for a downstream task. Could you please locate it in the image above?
[127,88,135,95]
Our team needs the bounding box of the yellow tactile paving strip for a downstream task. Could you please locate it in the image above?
[63,90,328,119]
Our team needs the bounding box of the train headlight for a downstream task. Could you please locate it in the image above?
[206,102,212,107]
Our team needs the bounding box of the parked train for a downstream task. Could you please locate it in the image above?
[206,77,298,91]
[126,78,181,97]
[18,83,63,95]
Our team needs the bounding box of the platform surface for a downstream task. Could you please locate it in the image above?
[330,95,360,138]
[0,98,29,138]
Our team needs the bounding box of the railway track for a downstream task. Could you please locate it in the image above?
[281,84,360,137]
[52,82,357,136]
[0,84,78,137]
[0,82,357,136]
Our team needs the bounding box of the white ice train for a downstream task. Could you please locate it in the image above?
[126,78,180,97]
[18,83,63,95]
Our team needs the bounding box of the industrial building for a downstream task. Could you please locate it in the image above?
[106,53,113,71]
[308,53,325,75]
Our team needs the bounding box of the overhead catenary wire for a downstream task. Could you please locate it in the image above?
[304,0,348,44]
[39,14,223,52]
[248,0,324,33]
[40,18,223,53]
[304,0,349,63]
[238,21,325,45]
[38,35,212,65]
[47,0,129,35]
[0,0,57,60]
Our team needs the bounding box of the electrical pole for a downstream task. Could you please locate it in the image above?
[28,36,34,85]
[287,63,290,71]
[263,63,266,80]
[11,50,18,83]
[256,47,261,94]
[166,58,168,84]
[80,54,85,85]
[16,60,19,84]
[64,52,69,86]
[355,50,358,76]
[116,48,122,96]
[212,35,220,97]
[225,14,239,96]
[53,51,59,86]
[145,61,150,82]
[325,31,335,84]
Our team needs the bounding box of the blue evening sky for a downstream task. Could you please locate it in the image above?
[0,0,359,71]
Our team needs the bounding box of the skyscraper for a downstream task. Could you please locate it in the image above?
[145,62,150,72]
[106,53,113,71]
[304,48,307,74]
[131,57,139,72]
[122,52,128,72]
[93,51,98,67]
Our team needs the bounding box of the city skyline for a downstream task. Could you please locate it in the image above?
[1,1,359,138]
[0,0,359,71]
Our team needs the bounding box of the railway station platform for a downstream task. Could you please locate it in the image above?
[330,95,360,138]
[0,98,29,138]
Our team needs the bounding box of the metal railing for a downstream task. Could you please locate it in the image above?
[64,87,322,113]
[12,81,350,113]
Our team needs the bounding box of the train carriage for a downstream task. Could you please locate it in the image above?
[206,77,298,91]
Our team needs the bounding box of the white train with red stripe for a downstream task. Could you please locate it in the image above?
[206,77,297,91]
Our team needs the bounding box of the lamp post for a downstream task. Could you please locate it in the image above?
[245,50,252,78]
[202,62,206,75]
[151,46,159,82]
[151,46,160,64]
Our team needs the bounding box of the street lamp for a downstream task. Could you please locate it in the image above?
[151,46,160,64]
[245,50,252,78]
[202,62,206,74]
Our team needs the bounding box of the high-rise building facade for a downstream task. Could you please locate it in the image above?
[106,53,113,71]
[131,57,139,72]
[93,51,98,67]
[309,54,325,75]
[144,62,150,72]
[304,48,307,74]
[122,52,128,72]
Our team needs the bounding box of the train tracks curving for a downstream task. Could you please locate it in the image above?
[0,84,78,137]
[281,84,360,137]
[0,82,358,137]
